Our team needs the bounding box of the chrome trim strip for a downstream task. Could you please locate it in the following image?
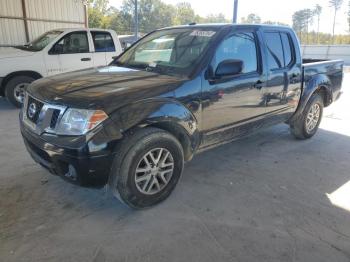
[22,93,67,135]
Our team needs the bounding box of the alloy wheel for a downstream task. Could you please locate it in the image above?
[305,103,321,133]
[134,148,174,195]
[13,83,29,104]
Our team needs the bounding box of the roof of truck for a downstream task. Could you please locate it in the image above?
[53,28,117,33]
[161,23,292,31]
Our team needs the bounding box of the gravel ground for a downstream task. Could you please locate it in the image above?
[0,74,349,262]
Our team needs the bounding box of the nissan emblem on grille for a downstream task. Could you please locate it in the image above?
[28,103,37,119]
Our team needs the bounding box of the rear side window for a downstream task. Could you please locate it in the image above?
[213,32,258,74]
[91,32,116,52]
[264,32,284,70]
[281,33,293,66]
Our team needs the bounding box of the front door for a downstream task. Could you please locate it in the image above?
[45,31,93,75]
[201,30,267,146]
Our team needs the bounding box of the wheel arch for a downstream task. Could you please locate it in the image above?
[0,71,43,96]
[147,121,198,161]
[314,85,332,107]
[289,74,332,124]
[110,99,201,161]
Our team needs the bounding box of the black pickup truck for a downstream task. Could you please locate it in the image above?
[20,24,343,208]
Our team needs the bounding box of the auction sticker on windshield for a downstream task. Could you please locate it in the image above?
[190,30,216,37]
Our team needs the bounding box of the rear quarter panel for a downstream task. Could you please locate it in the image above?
[303,60,343,104]
[291,60,343,121]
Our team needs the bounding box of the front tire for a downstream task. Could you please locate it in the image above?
[109,128,184,209]
[290,93,324,139]
[5,76,35,108]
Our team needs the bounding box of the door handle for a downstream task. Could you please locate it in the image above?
[81,57,91,61]
[253,80,264,90]
[290,73,299,83]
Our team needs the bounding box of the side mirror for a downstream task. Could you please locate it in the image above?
[215,59,243,77]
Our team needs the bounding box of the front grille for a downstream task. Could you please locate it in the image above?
[22,93,66,135]
[50,109,61,129]
[26,96,44,123]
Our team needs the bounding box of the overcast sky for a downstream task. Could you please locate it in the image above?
[109,0,349,34]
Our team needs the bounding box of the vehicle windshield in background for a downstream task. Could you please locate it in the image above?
[15,30,63,52]
[113,28,219,76]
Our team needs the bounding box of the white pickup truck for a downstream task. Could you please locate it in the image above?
[0,28,122,107]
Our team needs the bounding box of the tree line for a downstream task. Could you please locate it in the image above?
[291,0,349,44]
[242,0,349,44]
[88,0,229,35]
[88,0,350,44]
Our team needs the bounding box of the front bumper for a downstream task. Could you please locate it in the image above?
[20,120,114,187]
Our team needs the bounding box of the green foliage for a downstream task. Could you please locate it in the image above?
[292,9,314,34]
[241,14,288,26]
[241,13,261,24]
[88,0,229,34]
[172,2,195,25]
[329,0,344,40]
[298,31,350,44]
[88,0,111,28]
[329,0,344,10]
[194,13,229,24]
[314,4,322,16]
[202,13,229,23]
[87,0,350,45]
[119,0,176,33]
[262,21,289,26]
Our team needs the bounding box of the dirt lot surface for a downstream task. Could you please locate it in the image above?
[1,74,350,262]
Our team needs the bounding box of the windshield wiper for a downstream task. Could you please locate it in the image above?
[114,61,179,76]
[14,45,38,52]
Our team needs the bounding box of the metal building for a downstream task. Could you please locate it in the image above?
[0,0,87,47]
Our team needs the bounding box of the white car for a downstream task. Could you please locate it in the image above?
[0,28,122,107]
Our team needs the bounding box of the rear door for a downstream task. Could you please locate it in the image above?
[91,31,117,66]
[47,31,93,74]
[263,31,302,119]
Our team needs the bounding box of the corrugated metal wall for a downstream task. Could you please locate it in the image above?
[0,0,86,46]
[302,45,350,65]
[0,0,26,46]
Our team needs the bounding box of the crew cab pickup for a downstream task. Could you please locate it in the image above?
[20,24,343,209]
[0,28,122,107]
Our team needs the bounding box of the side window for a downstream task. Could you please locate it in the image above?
[281,33,293,66]
[213,32,258,74]
[265,32,284,70]
[91,32,116,52]
[52,32,89,54]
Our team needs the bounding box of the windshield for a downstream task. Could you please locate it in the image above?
[113,28,220,76]
[16,30,63,52]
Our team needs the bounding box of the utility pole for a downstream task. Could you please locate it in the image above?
[233,0,238,23]
[134,0,138,41]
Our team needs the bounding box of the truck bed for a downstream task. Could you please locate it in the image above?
[301,58,344,105]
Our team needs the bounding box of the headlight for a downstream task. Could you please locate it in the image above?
[56,109,108,136]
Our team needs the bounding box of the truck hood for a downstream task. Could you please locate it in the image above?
[0,47,36,59]
[28,66,186,113]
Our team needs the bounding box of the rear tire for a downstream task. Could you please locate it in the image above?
[5,76,35,108]
[290,93,323,139]
[109,128,184,209]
